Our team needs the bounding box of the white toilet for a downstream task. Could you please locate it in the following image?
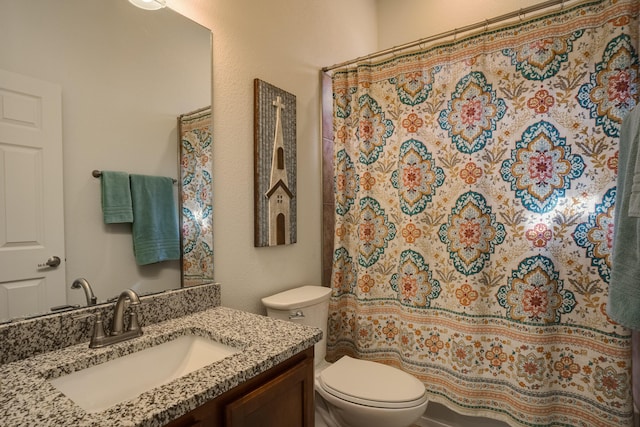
[262,285,428,427]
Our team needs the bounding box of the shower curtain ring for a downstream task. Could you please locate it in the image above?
[454,28,458,41]
[484,19,489,33]
[519,8,524,21]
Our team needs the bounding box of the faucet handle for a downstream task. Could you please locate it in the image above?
[128,310,141,333]
[74,312,107,347]
[92,312,107,341]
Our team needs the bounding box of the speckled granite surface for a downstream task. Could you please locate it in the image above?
[0,306,321,426]
[0,283,221,364]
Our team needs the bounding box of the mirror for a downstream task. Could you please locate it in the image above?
[0,0,211,322]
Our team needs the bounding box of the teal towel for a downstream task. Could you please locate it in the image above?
[129,174,180,265]
[101,171,133,224]
[610,106,640,329]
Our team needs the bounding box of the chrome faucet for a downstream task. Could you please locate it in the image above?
[71,278,97,306]
[111,289,141,335]
[88,289,143,348]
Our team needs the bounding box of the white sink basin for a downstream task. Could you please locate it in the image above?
[49,334,239,413]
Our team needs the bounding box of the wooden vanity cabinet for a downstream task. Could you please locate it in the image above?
[165,347,314,427]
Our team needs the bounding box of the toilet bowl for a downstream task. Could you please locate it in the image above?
[262,286,428,427]
[316,355,428,427]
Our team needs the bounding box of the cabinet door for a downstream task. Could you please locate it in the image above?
[225,356,314,427]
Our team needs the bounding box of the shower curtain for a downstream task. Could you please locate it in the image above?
[327,0,639,426]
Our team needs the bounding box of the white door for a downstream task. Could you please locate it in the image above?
[0,69,66,322]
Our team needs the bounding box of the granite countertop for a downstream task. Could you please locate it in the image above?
[0,307,322,427]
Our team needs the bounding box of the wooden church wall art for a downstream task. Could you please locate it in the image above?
[254,79,297,247]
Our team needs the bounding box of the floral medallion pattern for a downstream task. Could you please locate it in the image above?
[516,352,546,384]
[459,162,482,185]
[390,249,441,307]
[577,34,639,138]
[525,223,553,248]
[593,365,630,400]
[497,255,576,324]
[391,139,445,216]
[573,187,616,283]
[438,191,506,275]
[332,247,357,296]
[527,89,555,114]
[455,283,479,307]
[553,353,580,382]
[502,31,583,81]
[500,121,585,213]
[329,2,637,426]
[334,86,356,119]
[357,197,396,267]
[334,149,359,216]
[402,113,424,133]
[401,223,421,243]
[390,69,437,106]
[357,94,394,165]
[438,71,506,154]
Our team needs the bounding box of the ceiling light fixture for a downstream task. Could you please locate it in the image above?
[128,0,166,11]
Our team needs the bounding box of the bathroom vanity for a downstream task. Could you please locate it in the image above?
[0,284,320,426]
[166,346,314,427]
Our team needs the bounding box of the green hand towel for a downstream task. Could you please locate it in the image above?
[101,171,133,223]
[130,174,180,265]
[610,106,640,329]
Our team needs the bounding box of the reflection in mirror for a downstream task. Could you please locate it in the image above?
[179,107,214,287]
[0,0,211,322]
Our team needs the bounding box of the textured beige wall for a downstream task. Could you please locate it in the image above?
[376,0,559,51]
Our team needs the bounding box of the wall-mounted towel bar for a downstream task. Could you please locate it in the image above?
[92,170,177,184]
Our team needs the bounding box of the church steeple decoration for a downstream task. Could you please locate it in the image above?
[265,95,292,245]
[253,80,297,247]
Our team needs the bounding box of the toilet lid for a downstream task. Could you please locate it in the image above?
[319,356,427,409]
[261,285,331,310]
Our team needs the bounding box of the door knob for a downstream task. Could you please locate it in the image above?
[38,256,61,268]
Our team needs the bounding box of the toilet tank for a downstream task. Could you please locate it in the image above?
[262,285,332,365]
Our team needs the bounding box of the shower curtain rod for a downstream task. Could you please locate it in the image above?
[322,0,569,72]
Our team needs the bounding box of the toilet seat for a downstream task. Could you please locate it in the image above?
[318,356,427,409]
